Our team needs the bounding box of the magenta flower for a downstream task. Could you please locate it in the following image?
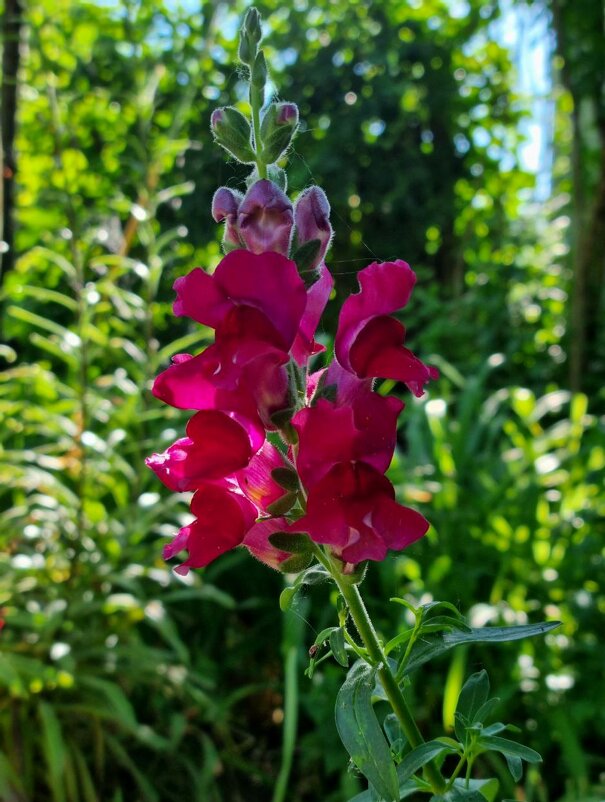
[237,179,293,255]
[243,518,294,570]
[163,484,257,574]
[150,175,434,571]
[212,187,244,252]
[146,410,253,492]
[173,249,306,348]
[296,461,429,565]
[293,185,333,270]
[291,263,334,364]
[153,249,308,425]
[292,392,403,488]
[335,260,438,397]
[235,441,288,513]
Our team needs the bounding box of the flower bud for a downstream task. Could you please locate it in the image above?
[250,51,267,110]
[212,187,244,253]
[238,7,262,65]
[293,186,333,269]
[260,102,299,164]
[238,179,293,256]
[211,106,255,164]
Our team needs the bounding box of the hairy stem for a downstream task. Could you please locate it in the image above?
[315,548,446,794]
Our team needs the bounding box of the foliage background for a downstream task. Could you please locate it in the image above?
[0,0,603,800]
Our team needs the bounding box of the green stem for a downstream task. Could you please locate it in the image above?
[272,644,298,802]
[251,91,266,179]
[272,582,306,802]
[316,549,446,795]
[445,753,467,790]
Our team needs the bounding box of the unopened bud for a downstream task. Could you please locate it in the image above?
[251,51,267,88]
[212,187,244,253]
[238,179,293,256]
[211,106,255,164]
[293,186,333,269]
[250,51,268,109]
[260,102,299,164]
[239,7,262,65]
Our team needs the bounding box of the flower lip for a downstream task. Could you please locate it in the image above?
[173,250,307,350]
[295,461,429,565]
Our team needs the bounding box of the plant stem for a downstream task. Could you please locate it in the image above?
[319,551,446,794]
[251,98,266,179]
[445,753,467,790]
[272,643,298,802]
[272,583,305,802]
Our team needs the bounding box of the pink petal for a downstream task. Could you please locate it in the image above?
[292,401,357,488]
[146,411,252,491]
[291,263,334,364]
[237,179,294,256]
[349,316,438,397]
[335,261,436,395]
[163,485,257,572]
[296,462,428,565]
[292,383,403,485]
[335,260,417,372]
[236,441,288,512]
[243,518,293,569]
[151,353,266,451]
[373,495,430,551]
[173,250,307,349]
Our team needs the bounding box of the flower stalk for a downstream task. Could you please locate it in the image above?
[318,547,447,795]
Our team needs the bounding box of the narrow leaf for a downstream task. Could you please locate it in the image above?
[348,779,419,802]
[397,740,458,784]
[477,735,542,764]
[329,628,349,667]
[402,621,560,676]
[335,661,399,802]
[505,754,523,782]
[456,671,490,723]
[279,586,297,611]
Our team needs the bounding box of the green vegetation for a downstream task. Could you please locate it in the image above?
[0,1,603,800]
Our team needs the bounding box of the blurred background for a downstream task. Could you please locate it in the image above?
[0,0,603,800]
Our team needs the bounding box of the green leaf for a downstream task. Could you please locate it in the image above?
[105,735,159,801]
[430,788,486,801]
[505,754,523,782]
[473,698,501,725]
[79,677,138,729]
[270,467,300,491]
[279,551,313,574]
[268,531,311,553]
[329,628,349,667]
[71,744,99,802]
[402,621,560,675]
[397,740,459,784]
[291,239,321,274]
[279,586,297,611]
[335,661,399,802]
[0,751,26,797]
[476,734,542,764]
[266,491,298,516]
[294,564,330,587]
[456,671,490,723]
[348,779,419,802]
[431,779,499,802]
[39,702,66,802]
